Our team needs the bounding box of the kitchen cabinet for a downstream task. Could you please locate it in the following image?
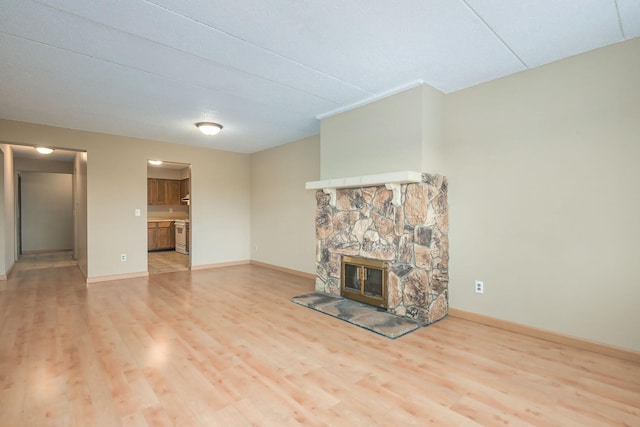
[186,222,190,252]
[166,180,180,205]
[148,179,161,205]
[180,178,190,205]
[148,221,175,251]
[148,179,182,205]
[147,223,155,249]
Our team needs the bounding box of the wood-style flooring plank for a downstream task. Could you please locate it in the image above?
[0,263,638,426]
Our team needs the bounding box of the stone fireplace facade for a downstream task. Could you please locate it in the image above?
[314,173,449,325]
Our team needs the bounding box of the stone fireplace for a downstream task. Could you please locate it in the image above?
[312,172,449,325]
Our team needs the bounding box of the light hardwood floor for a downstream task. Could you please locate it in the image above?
[0,263,638,426]
[148,251,190,275]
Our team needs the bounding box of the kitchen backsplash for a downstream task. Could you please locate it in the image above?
[148,205,189,219]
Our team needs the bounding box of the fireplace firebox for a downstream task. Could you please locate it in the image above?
[341,255,388,308]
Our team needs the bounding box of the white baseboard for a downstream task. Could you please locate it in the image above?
[86,271,149,284]
[448,308,640,364]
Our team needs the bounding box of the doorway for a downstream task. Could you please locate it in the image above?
[147,160,191,274]
[10,145,87,276]
[19,171,73,254]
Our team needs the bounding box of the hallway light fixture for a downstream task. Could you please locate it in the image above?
[35,147,54,154]
[195,122,223,136]
[148,160,163,165]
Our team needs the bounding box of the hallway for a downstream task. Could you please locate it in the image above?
[13,250,77,272]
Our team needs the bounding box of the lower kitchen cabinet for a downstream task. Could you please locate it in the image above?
[148,221,175,251]
[147,223,155,250]
[186,222,190,252]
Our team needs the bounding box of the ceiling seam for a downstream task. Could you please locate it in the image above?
[141,0,375,96]
[26,0,354,106]
[460,0,529,69]
[613,0,627,38]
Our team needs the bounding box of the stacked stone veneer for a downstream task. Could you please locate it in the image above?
[314,173,449,325]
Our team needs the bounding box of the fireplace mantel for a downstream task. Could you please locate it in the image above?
[305,171,422,207]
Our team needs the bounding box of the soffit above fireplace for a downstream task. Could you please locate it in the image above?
[305,170,422,207]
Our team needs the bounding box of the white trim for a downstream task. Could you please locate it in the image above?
[86,271,149,284]
[190,260,249,270]
[305,171,422,191]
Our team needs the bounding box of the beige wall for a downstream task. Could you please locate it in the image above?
[320,85,425,179]
[147,165,188,180]
[21,172,73,252]
[250,135,320,274]
[421,84,446,174]
[14,157,74,174]
[74,152,88,276]
[2,146,16,275]
[0,147,7,275]
[0,120,250,279]
[444,39,640,352]
[320,84,447,179]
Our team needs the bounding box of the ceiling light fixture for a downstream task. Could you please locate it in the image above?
[35,147,54,154]
[195,122,223,136]
[148,160,163,165]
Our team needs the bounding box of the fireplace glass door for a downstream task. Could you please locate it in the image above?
[341,256,388,308]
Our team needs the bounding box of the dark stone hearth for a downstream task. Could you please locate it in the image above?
[291,293,422,339]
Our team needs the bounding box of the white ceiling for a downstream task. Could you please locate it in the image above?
[1,0,638,154]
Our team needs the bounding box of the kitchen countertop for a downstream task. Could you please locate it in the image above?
[147,218,189,222]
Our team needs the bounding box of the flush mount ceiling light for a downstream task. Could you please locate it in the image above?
[35,147,54,154]
[195,122,223,136]
[148,160,163,165]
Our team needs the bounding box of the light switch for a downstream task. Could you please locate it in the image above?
[135,208,141,217]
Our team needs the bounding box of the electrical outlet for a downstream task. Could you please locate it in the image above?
[120,253,127,262]
[475,280,484,294]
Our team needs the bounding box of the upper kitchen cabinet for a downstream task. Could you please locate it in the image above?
[166,180,180,204]
[148,178,182,205]
[180,178,190,205]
